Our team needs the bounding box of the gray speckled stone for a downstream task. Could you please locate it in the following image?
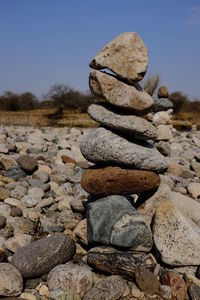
[80,127,167,171]
[153,98,173,112]
[87,195,153,251]
[88,103,157,140]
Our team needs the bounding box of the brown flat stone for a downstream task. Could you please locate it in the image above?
[61,155,76,164]
[81,166,160,196]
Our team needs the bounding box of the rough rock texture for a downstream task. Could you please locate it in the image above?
[11,234,75,278]
[153,201,200,266]
[0,263,23,297]
[80,127,167,172]
[81,166,160,196]
[89,70,153,113]
[157,86,169,98]
[188,284,200,300]
[161,272,189,300]
[88,103,157,140]
[17,155,37,173]
[88,246,155,279]
[47,262,94,297]
[83,275,127,300]
[153,98,173,112]
[89,32,148,82]
[87,195,153,251]
[135,266,160,295]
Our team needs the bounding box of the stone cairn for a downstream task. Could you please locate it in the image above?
[80,33,167,255]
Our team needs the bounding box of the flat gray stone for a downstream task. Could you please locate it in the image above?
[88,103,157,140]
[153,98,173,112]
[89,70,153,113]
[87,195,153,251]
[80,127,167,171]
[11,234,76,278]
[89,32,148,83]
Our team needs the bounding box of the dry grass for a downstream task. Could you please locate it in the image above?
[0,109,97,127]
[172,112,200,131]
[0,109,199,130]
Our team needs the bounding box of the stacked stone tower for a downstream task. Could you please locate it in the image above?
[80,32,167,250]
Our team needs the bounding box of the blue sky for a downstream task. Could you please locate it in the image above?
[0,0,200,99]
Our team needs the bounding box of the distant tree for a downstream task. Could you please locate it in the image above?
[45,84,71,116]
[45,84,95,114]
[168,91,189,113]
[20,92,38,110]
[143,73,160,96]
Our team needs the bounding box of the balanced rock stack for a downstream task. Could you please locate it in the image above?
[80,32,168,250]
[151,86,174,141]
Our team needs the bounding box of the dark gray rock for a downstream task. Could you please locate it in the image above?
[80,127,167,171]
[11,234,76,278]
[87,195,153,251]
[88,103,157,140]
[0,216,6,229]
[189,284,200,300]
[88,246,155,279]
[5,165,26,180]
[153,98,173,112]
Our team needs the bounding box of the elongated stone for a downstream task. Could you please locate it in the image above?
[80,127,167,172]
[88,103,157,140]
[81,166,160,197]
[89,32,148,82]
[88,246,155,279]
[89,70,153,113]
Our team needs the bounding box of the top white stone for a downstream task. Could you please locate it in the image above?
[89,32,148,83]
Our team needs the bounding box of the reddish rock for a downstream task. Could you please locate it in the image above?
[61,155,76,164]
[161,272,189,300]
[81,166,160,196]
[135,266,160,295]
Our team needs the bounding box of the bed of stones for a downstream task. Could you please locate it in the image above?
[0,32,200,300]
[0,123,200,299]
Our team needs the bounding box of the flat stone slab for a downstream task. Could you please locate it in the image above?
[87,195,153,251]
[88,103,157,140]
[81,166,160,197]
[89,70,154,113]
[80,127,167,172]
[89,32,148,83]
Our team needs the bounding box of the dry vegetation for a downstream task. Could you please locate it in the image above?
[0,81,199,129]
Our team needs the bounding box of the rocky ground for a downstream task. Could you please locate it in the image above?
[0,123,199,299]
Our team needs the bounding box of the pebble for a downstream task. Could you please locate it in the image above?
[47,262,94,297]
[0,263,23,297]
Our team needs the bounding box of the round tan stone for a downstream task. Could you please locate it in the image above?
[81,167,160,196]
[157,86,169,98]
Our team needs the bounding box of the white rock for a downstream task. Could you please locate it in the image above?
[153,200,200,266]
